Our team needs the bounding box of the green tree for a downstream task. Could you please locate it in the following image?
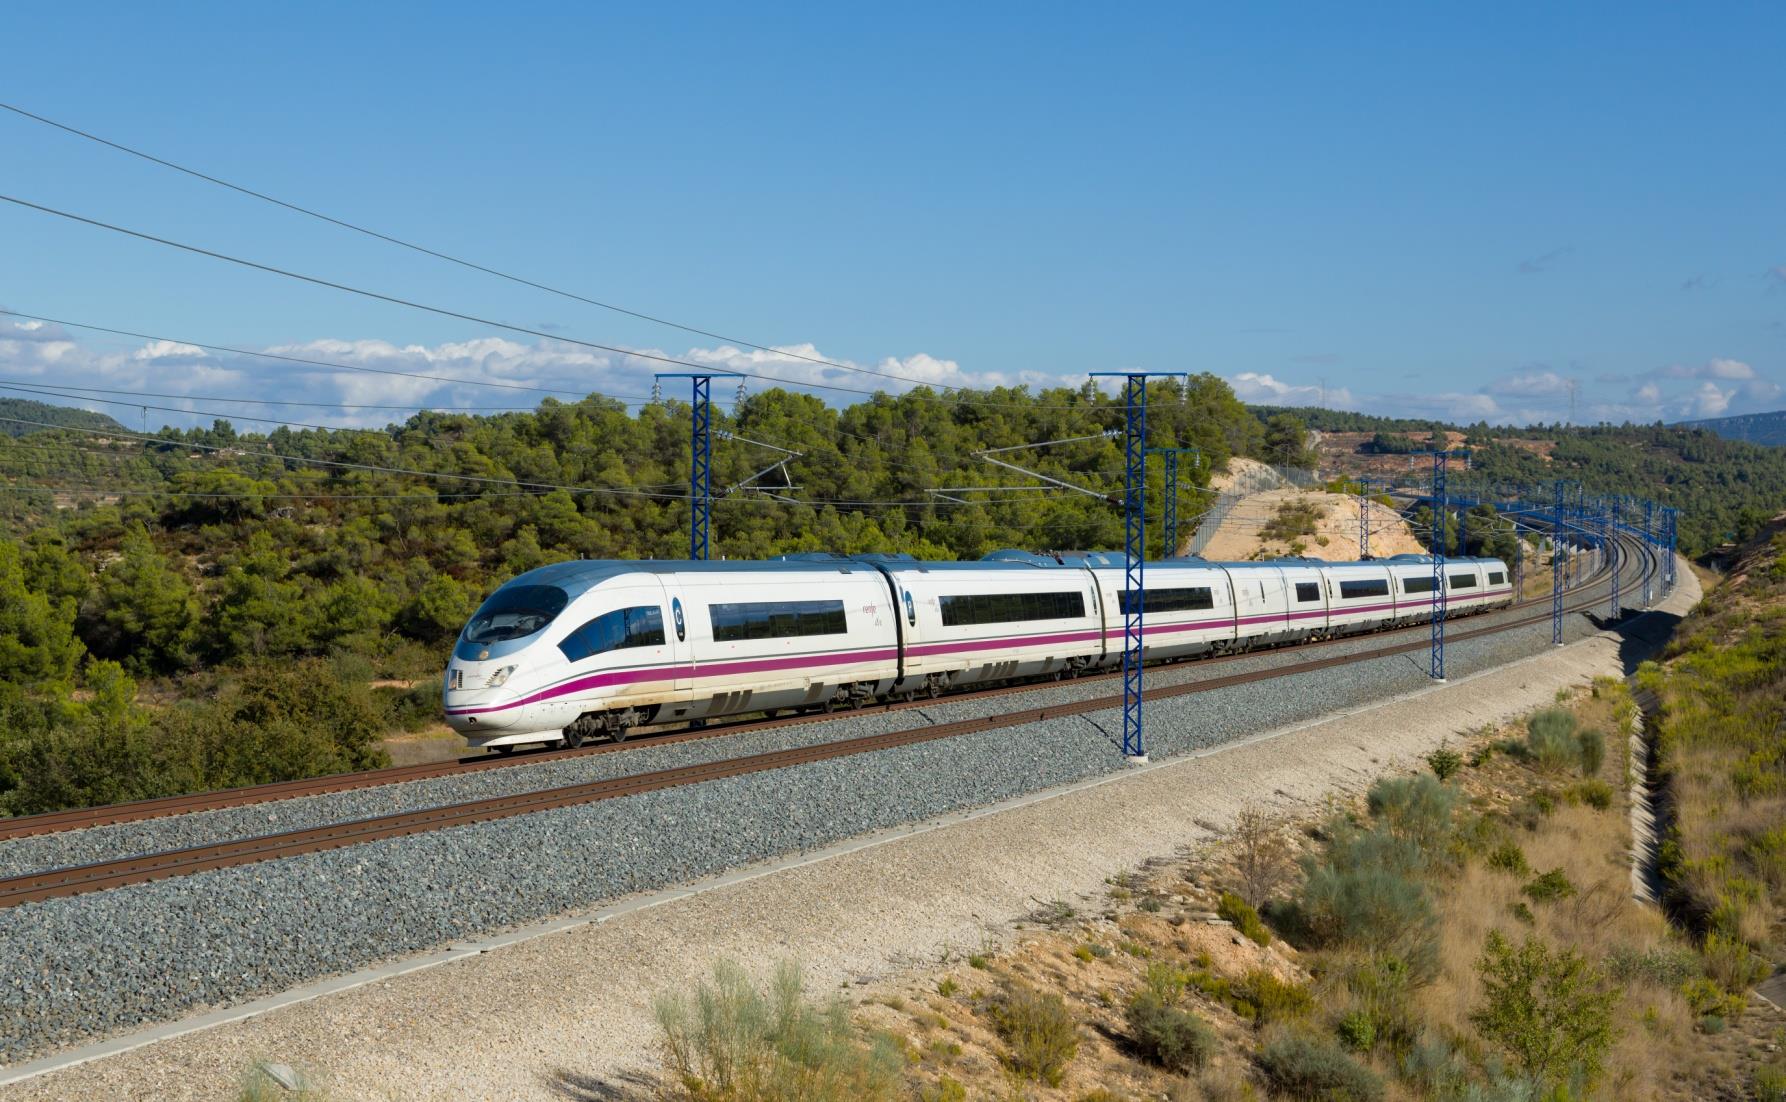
[85,527,199,674]
[0,538,84,702]
[1470,930,1618,1090]
[1264,413,1314,469]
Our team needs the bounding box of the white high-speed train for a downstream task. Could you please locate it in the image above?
[441,551,1513,751]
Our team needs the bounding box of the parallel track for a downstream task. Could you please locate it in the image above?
[0,552,1622,843]
[0,535,1659,909]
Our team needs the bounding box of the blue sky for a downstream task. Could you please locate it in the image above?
[3,2,1782,431]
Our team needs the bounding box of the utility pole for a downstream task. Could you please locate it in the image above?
[1427,448,1470,681]
[1357,477,1375,559]
[1552,480,1567,645]
[1147,445,1201,559]
[1643,499,1655,606]
[1609,497,1621,619]
[1090,372,1176,763]
[656,372,742,560]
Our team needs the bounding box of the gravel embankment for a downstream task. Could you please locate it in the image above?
[0,571,1640,1065]
[0,583,1606,882]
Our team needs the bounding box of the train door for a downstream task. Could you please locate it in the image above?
[653,575,694,692]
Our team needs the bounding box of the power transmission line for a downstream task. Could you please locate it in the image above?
[2,308,597,399]
[0,196,1105,411]
[0,99,980,395]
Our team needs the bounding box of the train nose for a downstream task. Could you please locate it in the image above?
[442,662,525,731]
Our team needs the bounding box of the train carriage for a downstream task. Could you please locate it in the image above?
[443,548,1515,751]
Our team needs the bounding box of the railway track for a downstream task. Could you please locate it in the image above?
[0,547,1626,844]
[0,534,1660,909]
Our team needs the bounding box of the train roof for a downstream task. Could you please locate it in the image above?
[499,551,1505,601]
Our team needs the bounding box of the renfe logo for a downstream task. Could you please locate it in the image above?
[671,597,686,641]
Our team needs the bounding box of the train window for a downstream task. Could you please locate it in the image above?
[710,599,848,642]
[1295,582,1321,603]
[1488,570,1506,585]
[1449,573,1479,589]
[465,584,569,644]
[939,590,1086,627]
[1402,576,1435,595]
[1118,587,1215,614]
[559,605,666,662]
[1339,579,1389,599]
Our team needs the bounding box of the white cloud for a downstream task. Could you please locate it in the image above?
[1224,371,1356,408]
[1685,381,1734,418]
[1486,370,1569,398]
[1655,357,1756,381]
[133,340,207,361]
[1633,383,1661,403]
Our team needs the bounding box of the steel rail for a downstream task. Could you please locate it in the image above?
[0,535,1659,909]
[0,545,1626,842]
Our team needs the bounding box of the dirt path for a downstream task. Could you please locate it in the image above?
[0,561,1701,1102]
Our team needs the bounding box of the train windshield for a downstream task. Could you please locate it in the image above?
[464,585,570,645]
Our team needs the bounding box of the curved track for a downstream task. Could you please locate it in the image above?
[0,534,1661,909]
[0,547,1626,843]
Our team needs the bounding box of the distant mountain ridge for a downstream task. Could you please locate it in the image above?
[0,397,128,438]
[1676,409,1786,446]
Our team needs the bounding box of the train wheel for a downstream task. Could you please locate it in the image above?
[494,745,515,756]
[562,727,584,750]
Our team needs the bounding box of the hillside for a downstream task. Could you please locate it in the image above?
[1640,512,1786,997]
[0,377,1260,817]
[1191,487,1429,561]
[0,397,127,437]
[1292,418,1786,555]
[1678,409,1786,446]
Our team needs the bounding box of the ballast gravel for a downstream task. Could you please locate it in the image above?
[0,582,1636,1064]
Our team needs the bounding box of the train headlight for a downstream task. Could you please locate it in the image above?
[485,665,517,688]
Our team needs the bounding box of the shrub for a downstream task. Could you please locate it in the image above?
[989,984,1078,1086]
[1576,728,1606,777]
[1702,931,1770,993]
[1470,931,1618,1090]
[967,954,989,970]
[1426,744,1463,781]
[1366,774,1459,855]
[1525,708,1580,772]
[1485,841,1530,876]
[1289,849,1437,978]
[1678,976,1744,1019]
[1521,868,1577,904]
[918,1077,966,1102]
[1754,1064,1786,1102]
[1603,946,1698,986]
[1236,970,1314,1027]
[936,977,958,998]
[1570,780,1614,810]
[1125,990,1217,1072]
[1142,962,1190,1003]
[655,961,902,1102]
[1218,890,1271,947]
[1337,953,1418,1052]
[1232,805,1294,906]
[1256,1032,1385,1101]
[1072,945,1094,963]
[1336,1010,1375,1052]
